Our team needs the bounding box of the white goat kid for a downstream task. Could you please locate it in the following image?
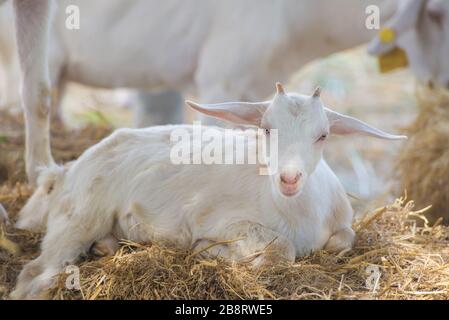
[12,84,405,299]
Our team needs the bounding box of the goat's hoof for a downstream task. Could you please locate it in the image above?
[91,235,119,257]
[324,228,355,253]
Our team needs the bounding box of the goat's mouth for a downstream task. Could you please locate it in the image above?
[279,181,300,197]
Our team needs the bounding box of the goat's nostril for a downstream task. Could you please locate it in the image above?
[280,172,301,184]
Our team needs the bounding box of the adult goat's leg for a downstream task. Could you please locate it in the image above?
[13,0,55,186]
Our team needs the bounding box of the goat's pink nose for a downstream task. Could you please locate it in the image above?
[280,172,301,185]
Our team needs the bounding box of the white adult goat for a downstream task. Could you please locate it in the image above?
[368,0,449,88]
[11,84,406,299]
[4,0,449,187]
[2,0,390,185]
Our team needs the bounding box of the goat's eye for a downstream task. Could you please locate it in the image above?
[317,133,328,142]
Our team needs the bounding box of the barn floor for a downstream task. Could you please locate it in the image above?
[1,47,448,299]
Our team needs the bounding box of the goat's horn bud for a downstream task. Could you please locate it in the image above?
[312,86,321,98]
[276,82,286,95]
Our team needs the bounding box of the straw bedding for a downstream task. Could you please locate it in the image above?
[46,197,447,300]
[2,192,447,300]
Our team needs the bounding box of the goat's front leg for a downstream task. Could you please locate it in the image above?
[13,0,55,185]
[90,234,119,257]
[324,192,355,253]
[133,90,184,127]
[324,227,355,253]
[194,221,295,267]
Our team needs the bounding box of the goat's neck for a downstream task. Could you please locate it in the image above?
[259,175,317,228]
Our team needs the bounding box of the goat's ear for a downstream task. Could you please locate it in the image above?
[186,100,270,126]
[325,108,407,140]
[367,0,424,56]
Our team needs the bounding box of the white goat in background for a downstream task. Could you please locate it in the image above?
[2,0,447,187]
[11,84,405,299]
[1,0,390,185]
[368,0,449,87]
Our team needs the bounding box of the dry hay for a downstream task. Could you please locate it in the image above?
[43,197,447,300]
[396,84,449,224]
[3,184,447,300]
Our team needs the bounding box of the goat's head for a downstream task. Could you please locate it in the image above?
[368,0,449,89]
[187,83,406,198]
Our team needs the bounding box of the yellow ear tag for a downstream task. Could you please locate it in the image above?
[378,47,409,73]
[376,28,409,73]
[379,27,396,43]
